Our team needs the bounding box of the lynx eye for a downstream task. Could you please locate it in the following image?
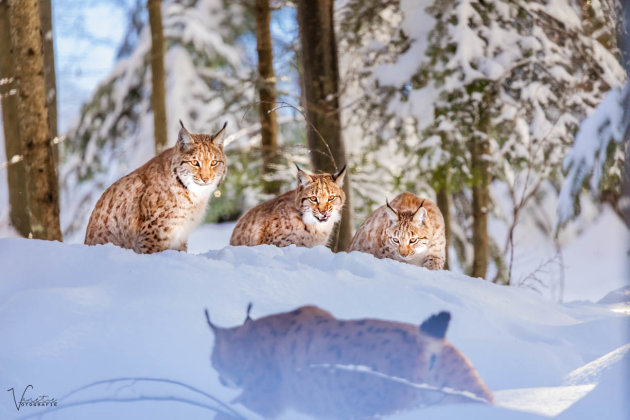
[211,160,218,167]
[391,237,399,244]
[309,196,318,202]
[190,160,200,167]
[410,237,418,244]
[328,195,335,202]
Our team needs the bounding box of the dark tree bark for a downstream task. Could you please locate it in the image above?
[470,154,490,279]
[0,0,30,236]
[39,0,56,149]
[436,183,450,270]
[469,98,491,279]
[148,0,167,153]
[8,0,62,240]
[254,0,280,194]
[296,0,352,251]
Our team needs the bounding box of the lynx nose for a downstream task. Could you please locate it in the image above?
[399,246,412,258]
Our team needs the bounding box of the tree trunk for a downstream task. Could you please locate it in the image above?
[470,99,491,279]
[39,0,57,163]
[8,0,62,240]
[296,0,352,251]
[148,0,167,153]
[436,182,450,270]
[0,0,30,236]
[470,153,490,279]
[254,0,280,194]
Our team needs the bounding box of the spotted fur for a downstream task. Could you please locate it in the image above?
[229,166,346,248]
[207,305,493,419]
[348,192,446,270]
[84,122,227,254]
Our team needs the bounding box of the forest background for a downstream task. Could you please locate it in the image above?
[0,0,628,300]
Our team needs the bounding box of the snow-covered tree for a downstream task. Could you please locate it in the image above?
[558,83,629,227]
[61,0,256,238]
[61,0,310,239]
[339,0,626,280]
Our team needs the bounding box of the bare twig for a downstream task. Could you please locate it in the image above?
[238,100,338,171]
[24,376,249,420]
[516,251,564,295]
[302,363,491,404]
[19,395,245,420]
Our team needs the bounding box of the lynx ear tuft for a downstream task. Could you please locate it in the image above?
[420,311,451,339]
[178,122,194,151]
[385,198,398,222]
[296,166,311,188]
[211,122,228,147]
[332,165,347,186]
[205,308,218,332]
[244,302,253,324]
[413,201,427,224]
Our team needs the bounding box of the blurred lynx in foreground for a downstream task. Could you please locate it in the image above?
[206,305,493,420]
[348,192,446,270]
[84,122,227,254]
[230,165,346,248]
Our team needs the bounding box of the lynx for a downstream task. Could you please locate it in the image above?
[206,304,493,420]
[348,192,446,270]
[84,121,227,254]
[229,165,346,248]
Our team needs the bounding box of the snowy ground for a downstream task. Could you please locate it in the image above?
[0,233,628,419]
[188,207,630,303]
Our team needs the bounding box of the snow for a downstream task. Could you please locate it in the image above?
[0,234,628,419]
[558,85,627,225]
[561,206,630,302]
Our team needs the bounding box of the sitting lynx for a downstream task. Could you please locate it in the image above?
[84,121,227,254]
[229,165,346,248]
[348,192,446,270]
[206,305,493,420]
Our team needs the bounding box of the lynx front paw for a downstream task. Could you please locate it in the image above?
[423,256,445,270]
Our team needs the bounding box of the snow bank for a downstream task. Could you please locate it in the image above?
[0,238,628,419]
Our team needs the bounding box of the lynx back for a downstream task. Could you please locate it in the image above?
[206,305,493,419]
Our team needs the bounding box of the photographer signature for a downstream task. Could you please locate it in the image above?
[7,385,58,411]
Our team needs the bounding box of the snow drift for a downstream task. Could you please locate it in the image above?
[0,238,628,419]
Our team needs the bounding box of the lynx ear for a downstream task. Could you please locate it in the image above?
[413,200,427,224]
[332,165,347,186]
[420,311,451,339]
[385,198,398,222]
[211,122,228,147]
[204,308,218,333]
[244,302,253,324]
[296,164,312,188]
[178,120,194,151]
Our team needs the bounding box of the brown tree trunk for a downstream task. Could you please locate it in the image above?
[470,99,491,279]
[39,0,57,163]
[296,0,352,251]
[255,0,280,194]
[436,182,450,270]
[148,0,167,153]
[8,0,62,240]
[470,156,490,278]
[0,0,30,236]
